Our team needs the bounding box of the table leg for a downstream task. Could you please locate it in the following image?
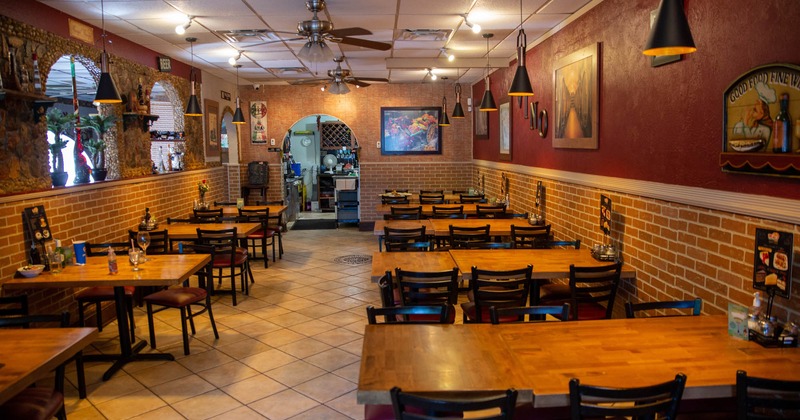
[84,286,174,381]
[378,236,383,252]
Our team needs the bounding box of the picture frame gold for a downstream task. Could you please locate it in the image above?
[204,99,220,158]
[553,43,599,149]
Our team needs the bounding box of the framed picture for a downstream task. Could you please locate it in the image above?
[204,99,220,158]
[381,107,442,155]
[553,43,599,149]
[499,102,511,160]
[752,228,793,299]
[475,103,489,139]
[250,101,268,144]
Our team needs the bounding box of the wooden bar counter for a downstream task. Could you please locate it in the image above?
[358,316,800,407]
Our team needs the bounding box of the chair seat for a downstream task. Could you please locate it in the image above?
[546,300,608,320]
[0,388,64,420]
[247,229,275,239]
[409,306,456,324]
[144,287,206,307]
[364,403,462,420]
[460,302,518,323]
[76,286,135,300]
[212,253,248,267]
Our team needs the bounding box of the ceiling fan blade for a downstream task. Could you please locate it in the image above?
[353,77,389,82]
[290,79,326,85]
[241,37,305,48]
[347,79,370,88]
[328,27,372,38]
[335,37,392,51]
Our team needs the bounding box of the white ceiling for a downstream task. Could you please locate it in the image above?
[38,0,596,87]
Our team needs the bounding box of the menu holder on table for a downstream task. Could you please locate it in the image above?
[748,329,797,348]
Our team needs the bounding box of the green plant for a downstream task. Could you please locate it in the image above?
[46,107,74,173]
[80,113,117,169]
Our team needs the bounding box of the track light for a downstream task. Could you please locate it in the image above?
[175,17,192,35]
[643,0,696,56]
[228,51,242,66]
[427,68,437,81]
[463,14,481,34]
[441,48,455,62]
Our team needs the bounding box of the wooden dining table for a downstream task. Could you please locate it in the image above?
[4,253,210,380]
[165,222,261,241]
[358,315,800,407]
[428,218,525,237]
[370,251,458,281]
[372,219,435,251]
[0,328,97,405]
[375,203,501,217]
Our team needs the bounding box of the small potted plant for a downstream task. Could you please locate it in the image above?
[46,107,74,187]
[80,113,118,181]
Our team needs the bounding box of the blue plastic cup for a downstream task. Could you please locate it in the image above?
[73,241,87,265]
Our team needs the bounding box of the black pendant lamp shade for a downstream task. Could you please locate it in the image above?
[643,0,696,56]
[479,33,497,112]
[232,64,245,124]
[94,0,121,103]
[452,83,465,118]
[185,37,203,117]
[508,0,534,97]
[439,97,451,127]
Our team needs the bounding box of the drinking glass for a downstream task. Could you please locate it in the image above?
[128,249,141,271]
[137,231,151,262]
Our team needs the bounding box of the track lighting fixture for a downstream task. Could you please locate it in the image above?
[427,68,437,81]
[463,14,481,34]
[175,17,193,35]
[228,51,242,66]
[441,48,455,62]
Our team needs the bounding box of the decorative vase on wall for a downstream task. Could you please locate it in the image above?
[91,168,108,182]
[51,171,68,187]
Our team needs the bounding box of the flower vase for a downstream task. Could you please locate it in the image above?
[198,192,209,210]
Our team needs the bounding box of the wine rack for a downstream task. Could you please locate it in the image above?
[320,122,352,150]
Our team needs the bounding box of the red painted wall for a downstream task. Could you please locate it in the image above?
[0,1,194,80]
[473,0,800,200]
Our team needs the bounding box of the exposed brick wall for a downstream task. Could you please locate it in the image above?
[0,168,227,319]
[472,164,800,321]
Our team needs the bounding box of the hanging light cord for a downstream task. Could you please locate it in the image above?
[454,82,461,104]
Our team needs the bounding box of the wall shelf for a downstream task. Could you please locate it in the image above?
[0,89,56,122]
[719,152,800,178]
[122,113,159,132]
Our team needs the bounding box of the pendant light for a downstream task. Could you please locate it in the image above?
[508,0,534,97]
[93,0,121,103]
[185,37,202,117]
[452,81,465,118]
[232,64,245,125]
[439,77,451,127]
[479,33,497,112]
[643,0,696,56]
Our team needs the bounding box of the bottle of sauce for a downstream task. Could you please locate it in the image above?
[772,93,791,153]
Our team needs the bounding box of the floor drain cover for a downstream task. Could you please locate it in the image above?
[334,255,372,265]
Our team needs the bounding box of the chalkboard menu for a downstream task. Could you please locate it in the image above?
[753,228,793,299]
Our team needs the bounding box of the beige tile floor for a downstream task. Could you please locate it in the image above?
[64,223,383,420]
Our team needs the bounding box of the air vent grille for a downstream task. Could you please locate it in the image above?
[399,29,452,41]
[216,29,280,43]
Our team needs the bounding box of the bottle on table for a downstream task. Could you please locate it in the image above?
[107,247,119,274]
[772,93,791,153]
[747,292,763,336]
[54,239,65,269]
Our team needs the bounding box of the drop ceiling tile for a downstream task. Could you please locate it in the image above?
[539,0,594,14]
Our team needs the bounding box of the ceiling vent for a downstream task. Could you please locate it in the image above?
[216,29,281,44]
[399,29,452,41]
[267,67,308,74]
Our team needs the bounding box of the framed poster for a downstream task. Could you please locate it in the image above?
[250,101,268,144]
[600,195,612,235]
[499,102,511,160]
[381,107,442,155]
[204,99,220,158]
[475,103,489,139]
[553,43,599,149]
[752,228,793,299]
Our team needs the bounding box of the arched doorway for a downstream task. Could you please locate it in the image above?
[149,81,186,171]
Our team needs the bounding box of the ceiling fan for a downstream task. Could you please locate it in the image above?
[230,0,391,63]
[291,56,388,94]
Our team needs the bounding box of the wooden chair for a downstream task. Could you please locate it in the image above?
[569,373,687,420]
[460,193,486,204]
[451,189,468,195]
[465,241,513,249]
[390,206,422,217]
[449,224,490,248]
[419,193,445,204]
[736,370,800,419]
[537,239,583,303]
[511,224,551,248]
[625,298,702,318]
[382,196,410,205]
[0,296,87,399]
[0,312,72,420]
[476,203,508,218]
[366,305,451,324]
[128,230,171,305]
[419,189,444,195]
[238,208,276,267]
[489,303,571,324]
[432,205,464,216]
[461,265,532,323]
[385,189,409,193]
[144,244,219,355]
[383,213,421,221]
[395,267,459,323]
[192,208,223,223]
[555,261,622,321]
[257,199,286,257]
[384,241,432,252]
[432,213,467,220]
[390,386,518,419]
[377,272,396,308]
[196,228,249,306]
[78,242,136,339]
